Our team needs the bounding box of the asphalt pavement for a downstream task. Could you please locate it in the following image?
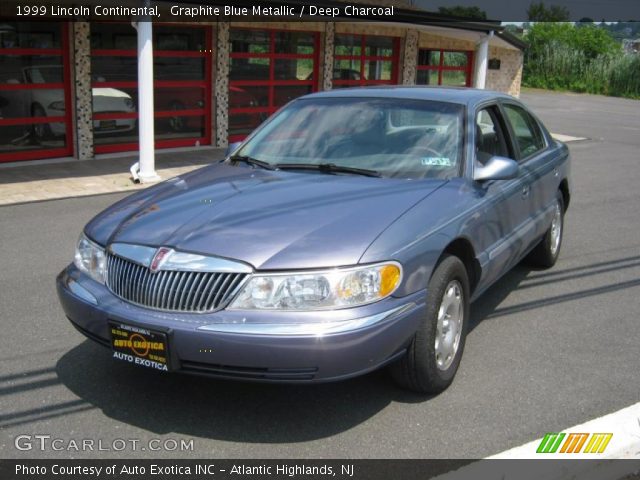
[1,90,639,459]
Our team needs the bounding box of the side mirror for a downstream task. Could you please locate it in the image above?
[473,156,519,182]
[225,141,242,157]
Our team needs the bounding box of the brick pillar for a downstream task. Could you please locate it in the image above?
[321,22,335,91]
[401,29,419,85]
[72,22,94,160]
[512,53,523,97]
[214,21,230,148]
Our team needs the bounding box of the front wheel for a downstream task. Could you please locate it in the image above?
[390,255,469,394]
[526,192,565,269]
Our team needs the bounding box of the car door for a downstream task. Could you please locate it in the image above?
[469,104,533,291]
[500,101,554,253]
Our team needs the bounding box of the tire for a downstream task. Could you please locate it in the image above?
[31,104,52,140]
[526,192,565,269]
[391,255,470,394]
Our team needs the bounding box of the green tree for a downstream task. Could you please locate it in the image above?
[527,1,570,21]
[522,21,630,97]
[437,6,487,20]
[571,24,619,59]
[524,22,618,60]
[524,22,574,58]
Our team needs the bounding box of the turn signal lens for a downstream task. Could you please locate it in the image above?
[379,264,401,297]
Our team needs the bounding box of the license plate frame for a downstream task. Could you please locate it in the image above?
[108,321,171,372]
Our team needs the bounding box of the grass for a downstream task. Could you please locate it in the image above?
[523,42,640,100]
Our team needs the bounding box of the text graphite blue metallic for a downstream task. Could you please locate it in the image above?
[57,87,570,393]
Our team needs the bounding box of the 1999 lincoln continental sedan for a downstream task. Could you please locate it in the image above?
[57,87,570,393]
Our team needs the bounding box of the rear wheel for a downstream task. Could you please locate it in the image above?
[526,192,564,268]
[391,255,469,394]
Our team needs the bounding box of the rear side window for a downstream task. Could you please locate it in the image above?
[503,104,546,159]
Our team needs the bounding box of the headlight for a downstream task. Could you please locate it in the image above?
[48,101,65,111]
[74,233,106,284]
[123,97,134,109]
[229,262,402,311]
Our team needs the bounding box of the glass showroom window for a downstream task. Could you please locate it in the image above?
[90,23,211,153]
[0,22,72,162]
[333,34,399,88]
[228,28,319,141]
[416,49,473,87]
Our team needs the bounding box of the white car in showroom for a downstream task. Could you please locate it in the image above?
[7,65,136,139]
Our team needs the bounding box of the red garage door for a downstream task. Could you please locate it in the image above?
[333,33,400,88]
[228,28,320,142]
[0,22,72,163]
[416,49,474,87]
[90,23,212,154]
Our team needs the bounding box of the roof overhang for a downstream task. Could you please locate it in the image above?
[366,21,524,51]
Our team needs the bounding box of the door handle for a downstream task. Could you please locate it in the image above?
[522,185,530,198]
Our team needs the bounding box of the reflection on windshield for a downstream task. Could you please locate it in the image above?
[237,97,464,179]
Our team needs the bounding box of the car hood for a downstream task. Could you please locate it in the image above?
[86,163,446,269]
[92,88,134,113]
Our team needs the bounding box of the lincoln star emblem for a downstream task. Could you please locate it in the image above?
[150,247,172,273]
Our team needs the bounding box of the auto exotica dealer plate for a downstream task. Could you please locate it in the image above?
[109,322,170,371]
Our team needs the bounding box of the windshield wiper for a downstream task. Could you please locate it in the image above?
[228,155,276,170]
[275,163,381,178]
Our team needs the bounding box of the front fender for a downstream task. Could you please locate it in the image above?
[360,179,480,297]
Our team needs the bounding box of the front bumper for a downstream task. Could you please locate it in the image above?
[57,265,425,383]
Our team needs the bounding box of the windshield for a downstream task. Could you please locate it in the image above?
[236,97,465,179]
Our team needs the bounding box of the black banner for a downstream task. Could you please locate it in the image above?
[4,460,467,480]
[0,0,639,22]
[1,459,640,480]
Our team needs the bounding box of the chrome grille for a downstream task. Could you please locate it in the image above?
[106,254,247,313]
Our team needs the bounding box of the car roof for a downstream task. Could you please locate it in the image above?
[304,86,515,107]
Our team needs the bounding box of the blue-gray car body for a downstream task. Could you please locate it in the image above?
[57,87,571,383]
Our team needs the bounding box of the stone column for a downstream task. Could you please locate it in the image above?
[401,29,419,85]
[214,21,230,148]
[321,22,335,91]
[72,22,94,160]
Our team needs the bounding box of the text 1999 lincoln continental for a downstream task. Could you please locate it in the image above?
[57,87,570,393]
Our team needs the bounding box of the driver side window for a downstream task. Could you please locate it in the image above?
[475,107,509,165]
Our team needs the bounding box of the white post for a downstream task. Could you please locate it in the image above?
[132,11,159,183]
[474,31,493,90]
